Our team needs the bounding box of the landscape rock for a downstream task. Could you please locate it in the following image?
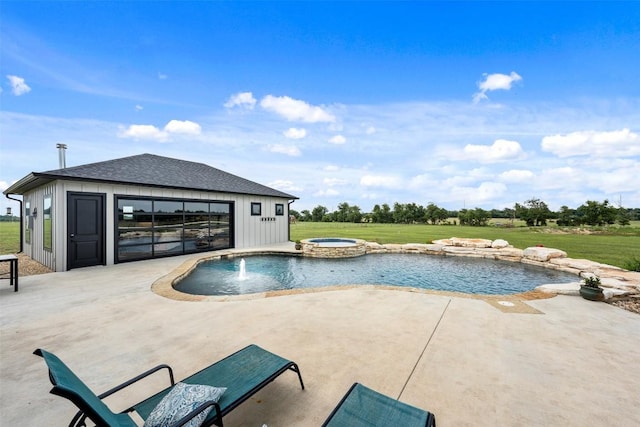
[523,247,567,262]
[491,239,510,249]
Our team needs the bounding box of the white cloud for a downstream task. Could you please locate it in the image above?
[473,71,522,103]
[164,119,201,135]
[365,126,376,135]
[0,180,10,191]
[324,165,340,172]
[328,135,346,144]
[268,144,301,156]
[224,91,257,109]
[499,169,534,182]
[118,124,168,141]
[541,128,640,158]
[135,105,144,111]
[283,127,307,139]
[463,139,526,163]
[260,95,335,123]
[118,119,201,141]
[7,75,31,96]
[455,182,508,204]
[360,174,403,189]
[158,72,168,80]
[314,188,340,197]
[408,173,438,189]
[323,177,348,186]
[268,179,302,192]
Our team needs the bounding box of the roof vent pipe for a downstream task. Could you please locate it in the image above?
[56,143,67,169]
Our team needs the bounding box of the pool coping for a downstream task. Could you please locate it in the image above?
[151,239,628,309]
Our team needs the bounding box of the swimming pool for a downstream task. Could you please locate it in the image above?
[174,254,577,296]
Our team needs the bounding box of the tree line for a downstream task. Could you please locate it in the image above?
[290,199,639,227]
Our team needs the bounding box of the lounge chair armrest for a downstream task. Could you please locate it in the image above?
[97,364,175,399]
[168,400,222,427]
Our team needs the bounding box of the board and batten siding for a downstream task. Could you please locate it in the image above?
[23,179,292,271]
[22,182,58,271]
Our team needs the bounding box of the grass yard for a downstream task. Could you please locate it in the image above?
[290,221,640,269]
[0,222,20,254]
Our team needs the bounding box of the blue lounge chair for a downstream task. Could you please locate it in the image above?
[35,344,304,427]
[322,382,436,427]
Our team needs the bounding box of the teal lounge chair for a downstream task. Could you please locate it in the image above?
[322,383,436,427]
[34,344,304,427]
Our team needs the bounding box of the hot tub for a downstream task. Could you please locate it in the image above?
[301,238,366,258]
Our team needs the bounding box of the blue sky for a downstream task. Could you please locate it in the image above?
[1,1,639,216]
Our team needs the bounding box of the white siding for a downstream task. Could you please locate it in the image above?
[24,179,293,271]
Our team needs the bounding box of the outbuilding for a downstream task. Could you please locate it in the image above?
[3,153,298,271]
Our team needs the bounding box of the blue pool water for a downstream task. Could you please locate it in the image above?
[174,254,577,296]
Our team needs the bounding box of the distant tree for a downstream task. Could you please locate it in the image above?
[577,200,617,226]
[617,207,631,226]
[515,198,552,226]
[425,203,448,224]
[300,210,312,222]
[393,203,410,224]
[311,205,328,222]
[556,206,580,226]
[458,208,490,226]
[371,204,393,223]
[289,209,300,221]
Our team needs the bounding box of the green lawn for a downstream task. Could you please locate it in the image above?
[0,222,20,254]
[291,222,640,269]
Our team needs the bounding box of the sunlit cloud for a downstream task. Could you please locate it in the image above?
[498,169,535,182]
[224,91,257,109]
[164,119,201,135]
[541,128,640,158]
[118,119,201,141]
[260,95,335,123]
[314,188,340,197]
[6,75,31,95]
[268,144,301,156]
[328,135,346,144]
[473,71,522,103]
[118,124,168,141]
[462,139,526,163]
[323,177,348,186]
[283,127,307,139]
[268,179,303,192]
[360,174,403,189]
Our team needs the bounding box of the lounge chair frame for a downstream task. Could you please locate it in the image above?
[35,344,304,427]
[322,382,436,427]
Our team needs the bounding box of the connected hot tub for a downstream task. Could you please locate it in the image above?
[301,237,367,258]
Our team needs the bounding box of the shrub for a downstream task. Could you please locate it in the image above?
[582,276,601,288]
[622,256,640,272]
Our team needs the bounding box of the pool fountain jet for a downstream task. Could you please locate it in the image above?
[238,258,247,281]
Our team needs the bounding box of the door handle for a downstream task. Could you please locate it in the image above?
[70,234,75,238]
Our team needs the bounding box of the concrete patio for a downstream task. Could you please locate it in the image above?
[1,248,639,426]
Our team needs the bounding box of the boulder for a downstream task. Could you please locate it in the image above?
[523,247,567,262]
[491,239,510,249]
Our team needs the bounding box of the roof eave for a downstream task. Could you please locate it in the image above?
[2,173,57,196]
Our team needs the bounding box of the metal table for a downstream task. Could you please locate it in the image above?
[0,255,18,292]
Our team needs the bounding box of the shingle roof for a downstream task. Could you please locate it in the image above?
[4,154,297,199]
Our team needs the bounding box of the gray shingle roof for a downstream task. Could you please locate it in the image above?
[6,154,297,199]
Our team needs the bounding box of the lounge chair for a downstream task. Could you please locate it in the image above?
[322,382,436,427]
[34,344,304,427]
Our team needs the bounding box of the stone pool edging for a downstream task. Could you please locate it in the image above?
[151,238,640,302]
